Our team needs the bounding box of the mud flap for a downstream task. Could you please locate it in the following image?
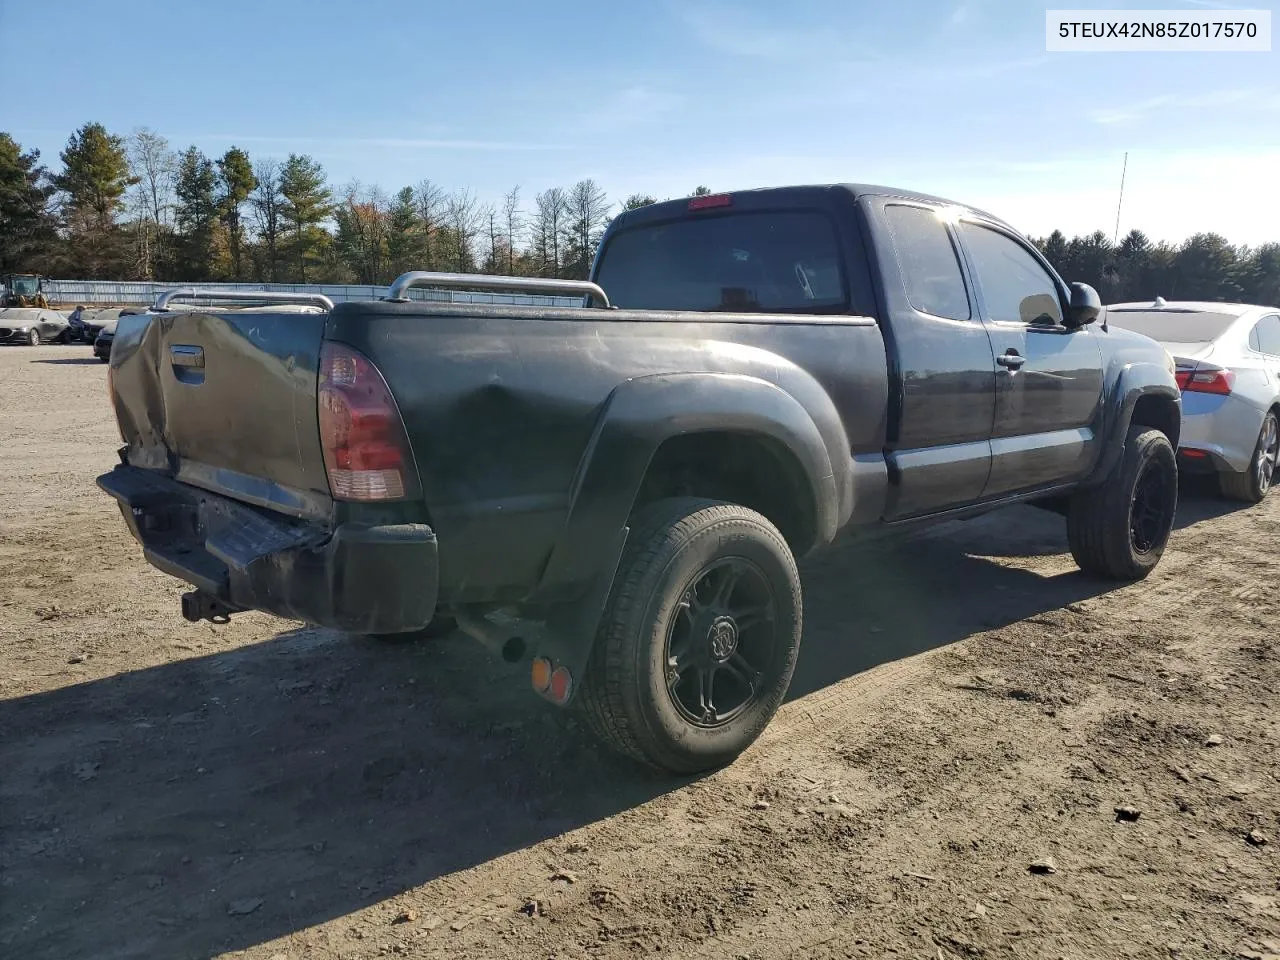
[532,526,630,702]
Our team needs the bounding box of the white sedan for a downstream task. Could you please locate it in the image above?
[1106,298,1280,502]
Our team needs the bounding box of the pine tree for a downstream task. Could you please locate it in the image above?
[173,147,219,281]
[1039,229,1068,273]
[622,194,657,211]
[54,123,133,226]
[0,133,57,273]
[53,122,135,276]
[279,154,334,282]
[1174,233,1243,301]
[1114,229,1152,301]
[385,186,423,278]
[1241,244,1280,306]
[334,183,390,284]
[217,147,256,280]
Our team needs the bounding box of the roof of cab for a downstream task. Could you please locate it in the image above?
[610,183,1013,233]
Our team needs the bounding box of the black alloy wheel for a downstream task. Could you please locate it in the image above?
[663,556,777,728]
[1130,458,1177,553]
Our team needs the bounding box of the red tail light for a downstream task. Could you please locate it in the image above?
[1174,370,1191,390]
[688,193,732,211]
[318,343,418,501]
[1182,366,1235,395]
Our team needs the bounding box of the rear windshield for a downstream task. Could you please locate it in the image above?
[1105,309,1238,343]
[595,211,847,313]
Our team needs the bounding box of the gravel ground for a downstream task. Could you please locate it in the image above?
[1,343,1278,960]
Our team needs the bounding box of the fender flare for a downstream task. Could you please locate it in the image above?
[1085,363,1181,486]
[531,372,844,682]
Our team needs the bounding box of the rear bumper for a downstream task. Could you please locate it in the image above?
[97,465,438,634]
[1178,392,1264,473]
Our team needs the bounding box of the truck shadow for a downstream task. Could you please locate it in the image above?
[1173,475,1248,528]
[789,504,1117,698]
[0,502,1182,958]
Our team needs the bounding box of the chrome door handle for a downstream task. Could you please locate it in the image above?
[996,351,1025,370]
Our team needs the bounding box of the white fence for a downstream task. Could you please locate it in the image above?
[13,279,580,308]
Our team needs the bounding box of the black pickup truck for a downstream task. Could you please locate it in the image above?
[99,184,1181,773]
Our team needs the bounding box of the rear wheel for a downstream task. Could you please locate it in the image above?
[1219,411,1278,504]
[579,497,802,774]
[1067,425,1177,580]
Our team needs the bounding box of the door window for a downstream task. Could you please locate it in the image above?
[1252,315,1280,355]
[961,223,1064,326]
[883,205,971,321]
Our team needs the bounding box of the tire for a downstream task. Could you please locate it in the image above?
[26,329,40,346]
[1067,425,1178,580]
[579,497,802,774]
[1219,411,1278,504]
[366,615,457,644]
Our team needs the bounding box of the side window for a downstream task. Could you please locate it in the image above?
[1255,315,1280,356]
[960,222,1064,326]
[883,204,970,321]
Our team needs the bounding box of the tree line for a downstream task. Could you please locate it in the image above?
[2,122,1278,306]
[1032,228,1280,308]
[1,123,666,285]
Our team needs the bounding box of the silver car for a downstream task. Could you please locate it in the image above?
[1106,298,1280,502]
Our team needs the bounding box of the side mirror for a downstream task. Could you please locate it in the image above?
[1066,282,1101,328]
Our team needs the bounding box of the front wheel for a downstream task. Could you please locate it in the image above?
[1219,411,1278,504]
[26,329,40,346]
[1067,425,1177,580]
[579,497,802,774]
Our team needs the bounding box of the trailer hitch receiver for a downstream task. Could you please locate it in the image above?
[181,590,236,625]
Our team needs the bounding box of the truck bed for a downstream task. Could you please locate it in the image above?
[106,300,889,607]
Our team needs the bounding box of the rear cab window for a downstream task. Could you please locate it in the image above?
[882,205,970,321]
[594,210,855,314]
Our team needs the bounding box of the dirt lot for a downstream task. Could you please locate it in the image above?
[2,343,1278,960]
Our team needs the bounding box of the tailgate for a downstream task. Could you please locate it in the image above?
[109,308,332,520]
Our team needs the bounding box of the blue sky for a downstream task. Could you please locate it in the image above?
[7,0,1279,243]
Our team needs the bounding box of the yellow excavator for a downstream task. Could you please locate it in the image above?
[2,274,51,308]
